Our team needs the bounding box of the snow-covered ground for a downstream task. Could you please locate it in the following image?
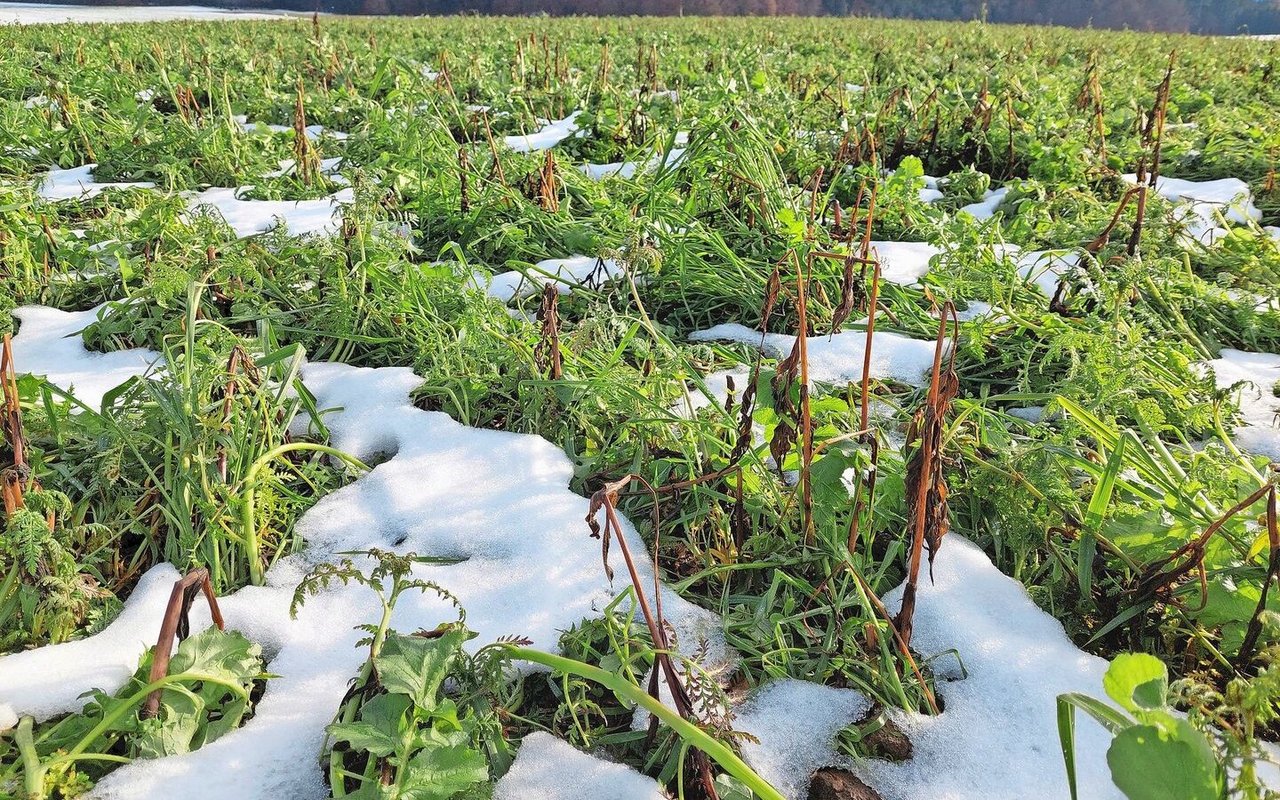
[0,304,1127,800]
[0,2,292,24]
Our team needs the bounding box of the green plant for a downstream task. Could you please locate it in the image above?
[498,643,786,800]
[0,626,267,799]
[36,286,357,594]
[0,490,113,649]
[291,549,507,799]
[326,628,495,800]
[1058,653,1226,800]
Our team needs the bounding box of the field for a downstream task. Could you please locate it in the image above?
[0,10,1279,800]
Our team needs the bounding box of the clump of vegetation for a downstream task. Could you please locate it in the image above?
[0,626,267,799]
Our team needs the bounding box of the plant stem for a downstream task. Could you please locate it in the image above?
[240,443,368,586]
[498,644,786,800]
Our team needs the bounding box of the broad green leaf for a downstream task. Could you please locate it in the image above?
[1103,654,1167,713]
[398,727,489,800]
[134,684,205,758]
[166,627,264,686]
[329,720,403,759]
[328,694,412,757]
[1107,724,1220,800]
[375,628,474,710]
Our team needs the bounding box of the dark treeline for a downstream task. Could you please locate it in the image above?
[87,0,1280,33]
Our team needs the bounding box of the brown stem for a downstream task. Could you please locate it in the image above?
[1238,487,1279,668]
[142,568,225,719]
[796,253,814,547]
[897,305,954,646]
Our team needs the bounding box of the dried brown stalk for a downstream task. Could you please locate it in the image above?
[2,334,28,517]
[1238,481,1279,668]
[796,253,815,547]
[1086,187,1141,253]
[897,302,958,646]
[585,476,720,798]
[535,284,562,379]
[217,347,261,483]
[535,150,559,212]
[141,568,226,719]
[293,79,320,187]
[1136,478,1275,609]
[848,565,940,715]
[847,259,883,554]
[1128,53,1175,257]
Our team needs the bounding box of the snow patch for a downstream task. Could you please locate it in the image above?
[1012,249,1083,297]
[858,536,1121,800]
[37,164,154,201]
[494,732,666,800]
[1122,174,1262,247]
[9,304,160,411]
[735,680,871,800]
[581,147,685,180]
[869,241,941,285]
[688,323,942,389]
[1,307,722,800]
[478,255,624,303]
[504,112,582,153]
[185,186,353,239]
[0,2,291,23]
[960,187,1009,221]
[0,564,181,721]
[675,366,753,419]
[235,116,349,141]
[1205,349,1280,461]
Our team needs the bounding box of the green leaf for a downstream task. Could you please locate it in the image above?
[1106,724,1221,800]
[1086,601,1155,647]
[1058,692,1132,734]
[166,627,263,686]
[134,685,205,758]
[328,694,412,758]
[1079,435,1127,597]
[1058,694,1081,800]
[397,727,489,800]
[1103,654,1167,713]
[375,628,475,711]
[1057,690,1137,800]
[134,627,263,757]
[895,155,924,181]
[713,773,756,800]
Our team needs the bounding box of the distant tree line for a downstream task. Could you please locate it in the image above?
[91,0,1280,33]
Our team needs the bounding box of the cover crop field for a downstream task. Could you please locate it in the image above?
[1,11,1279,800]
